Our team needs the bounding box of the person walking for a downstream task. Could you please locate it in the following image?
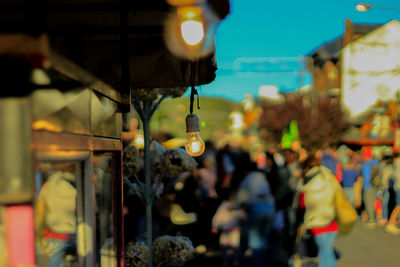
[341,159,360,206]
[233,153,275,267]
[299,155,339,267]
[377,155,394,226]
[212,191,246,266]
[360,146,380,226]
[384,153,400,235]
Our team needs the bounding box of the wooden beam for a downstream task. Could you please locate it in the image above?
[32,130,121,151]
[0,25,165,36]
[0,33,49,58]
[0,1,170,14]
[51,51,122,104]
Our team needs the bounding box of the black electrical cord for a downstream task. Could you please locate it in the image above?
[189,61,200,114]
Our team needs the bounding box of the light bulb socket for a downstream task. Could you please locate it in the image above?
[186,114,200,132]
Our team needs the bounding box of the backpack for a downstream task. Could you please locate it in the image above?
[370,165,381,188]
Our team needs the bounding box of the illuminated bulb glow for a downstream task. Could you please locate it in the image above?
[177,6,205,47]
[134,134,144,149]
[181,20,204,46]
[356,3,369,12]
[136,136,144,146]
[185,132,205,157]
[190,141,201,152]
[178,6,202,20]
[230,111,244,130]
[183,10,198,19]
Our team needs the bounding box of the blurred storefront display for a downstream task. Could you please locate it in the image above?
[0,35,124,266]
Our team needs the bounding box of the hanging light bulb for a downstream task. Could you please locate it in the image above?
[178,6,205,47]
[164,0,219,59]
[185,114,205,157]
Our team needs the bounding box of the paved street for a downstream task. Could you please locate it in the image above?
[186,220,400,267]
[335,221,400,267]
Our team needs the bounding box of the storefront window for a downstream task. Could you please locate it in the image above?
[94,153,116,266]
[34,162,79,266]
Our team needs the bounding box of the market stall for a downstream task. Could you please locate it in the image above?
[0,1,230,266]
[0,34,124,267]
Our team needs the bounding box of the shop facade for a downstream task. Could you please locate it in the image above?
[0,34,124,266]
[0,1,230,266]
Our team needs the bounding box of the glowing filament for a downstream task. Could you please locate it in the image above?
[185,132,205,157]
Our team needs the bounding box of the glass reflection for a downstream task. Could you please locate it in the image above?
[34,162,78,266]
[94,153,115,266]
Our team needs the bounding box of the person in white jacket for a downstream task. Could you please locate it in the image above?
[300,156,340,267]
[35,166,77,267]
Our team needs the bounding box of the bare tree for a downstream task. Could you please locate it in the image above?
[259,95,349,151]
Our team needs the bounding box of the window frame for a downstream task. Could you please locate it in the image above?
[33,131,123,267]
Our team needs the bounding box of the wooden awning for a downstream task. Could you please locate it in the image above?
[0,0,230,109]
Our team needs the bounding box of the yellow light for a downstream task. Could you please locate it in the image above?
[182,9,198,19]
[164,2,218,59]
[178,6,205,47]
[32,120,62,132]
[356,3,371,12]
[178,6,202,20]
[134,133,144,149]
[181,20,205,46]
[229,111,244,130]
[185,132,205,157]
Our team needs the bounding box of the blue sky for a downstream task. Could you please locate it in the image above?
[191,0,400,102]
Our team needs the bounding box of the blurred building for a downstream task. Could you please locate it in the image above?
[309,19,400,148]
[310,19,381,99]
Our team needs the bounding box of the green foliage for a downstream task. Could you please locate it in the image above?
[151,96,241,140]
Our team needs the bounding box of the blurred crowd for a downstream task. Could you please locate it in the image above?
[123,140,400,267]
